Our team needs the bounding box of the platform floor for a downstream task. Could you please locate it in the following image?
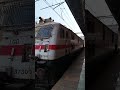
[52,50,85,90]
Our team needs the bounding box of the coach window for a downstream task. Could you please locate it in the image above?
[36,25,53,39]
[60,29,64,38]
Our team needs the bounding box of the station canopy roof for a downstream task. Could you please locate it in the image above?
[105,0,120,28]
[65,0,119,34]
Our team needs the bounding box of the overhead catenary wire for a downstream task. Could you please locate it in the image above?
[54,0,83,36]
[42,0,73,30]
[40,1,64,10]
[54,0,76,30]
[55,0,83,37]
[56,0,83,35]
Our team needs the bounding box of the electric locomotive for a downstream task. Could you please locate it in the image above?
[35,17,84,87]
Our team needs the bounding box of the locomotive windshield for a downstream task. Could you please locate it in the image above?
[36,25,53,39]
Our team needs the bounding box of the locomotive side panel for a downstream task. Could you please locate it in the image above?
[53,25,66,58]
[48,24,60,60]
[0,30,35,79]
[55,24,83,59]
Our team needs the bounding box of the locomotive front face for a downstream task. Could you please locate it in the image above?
[35,24,56,60]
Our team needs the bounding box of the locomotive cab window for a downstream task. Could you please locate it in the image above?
[36,25,53,39]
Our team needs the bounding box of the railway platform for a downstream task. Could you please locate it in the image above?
[51,49,85,90]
